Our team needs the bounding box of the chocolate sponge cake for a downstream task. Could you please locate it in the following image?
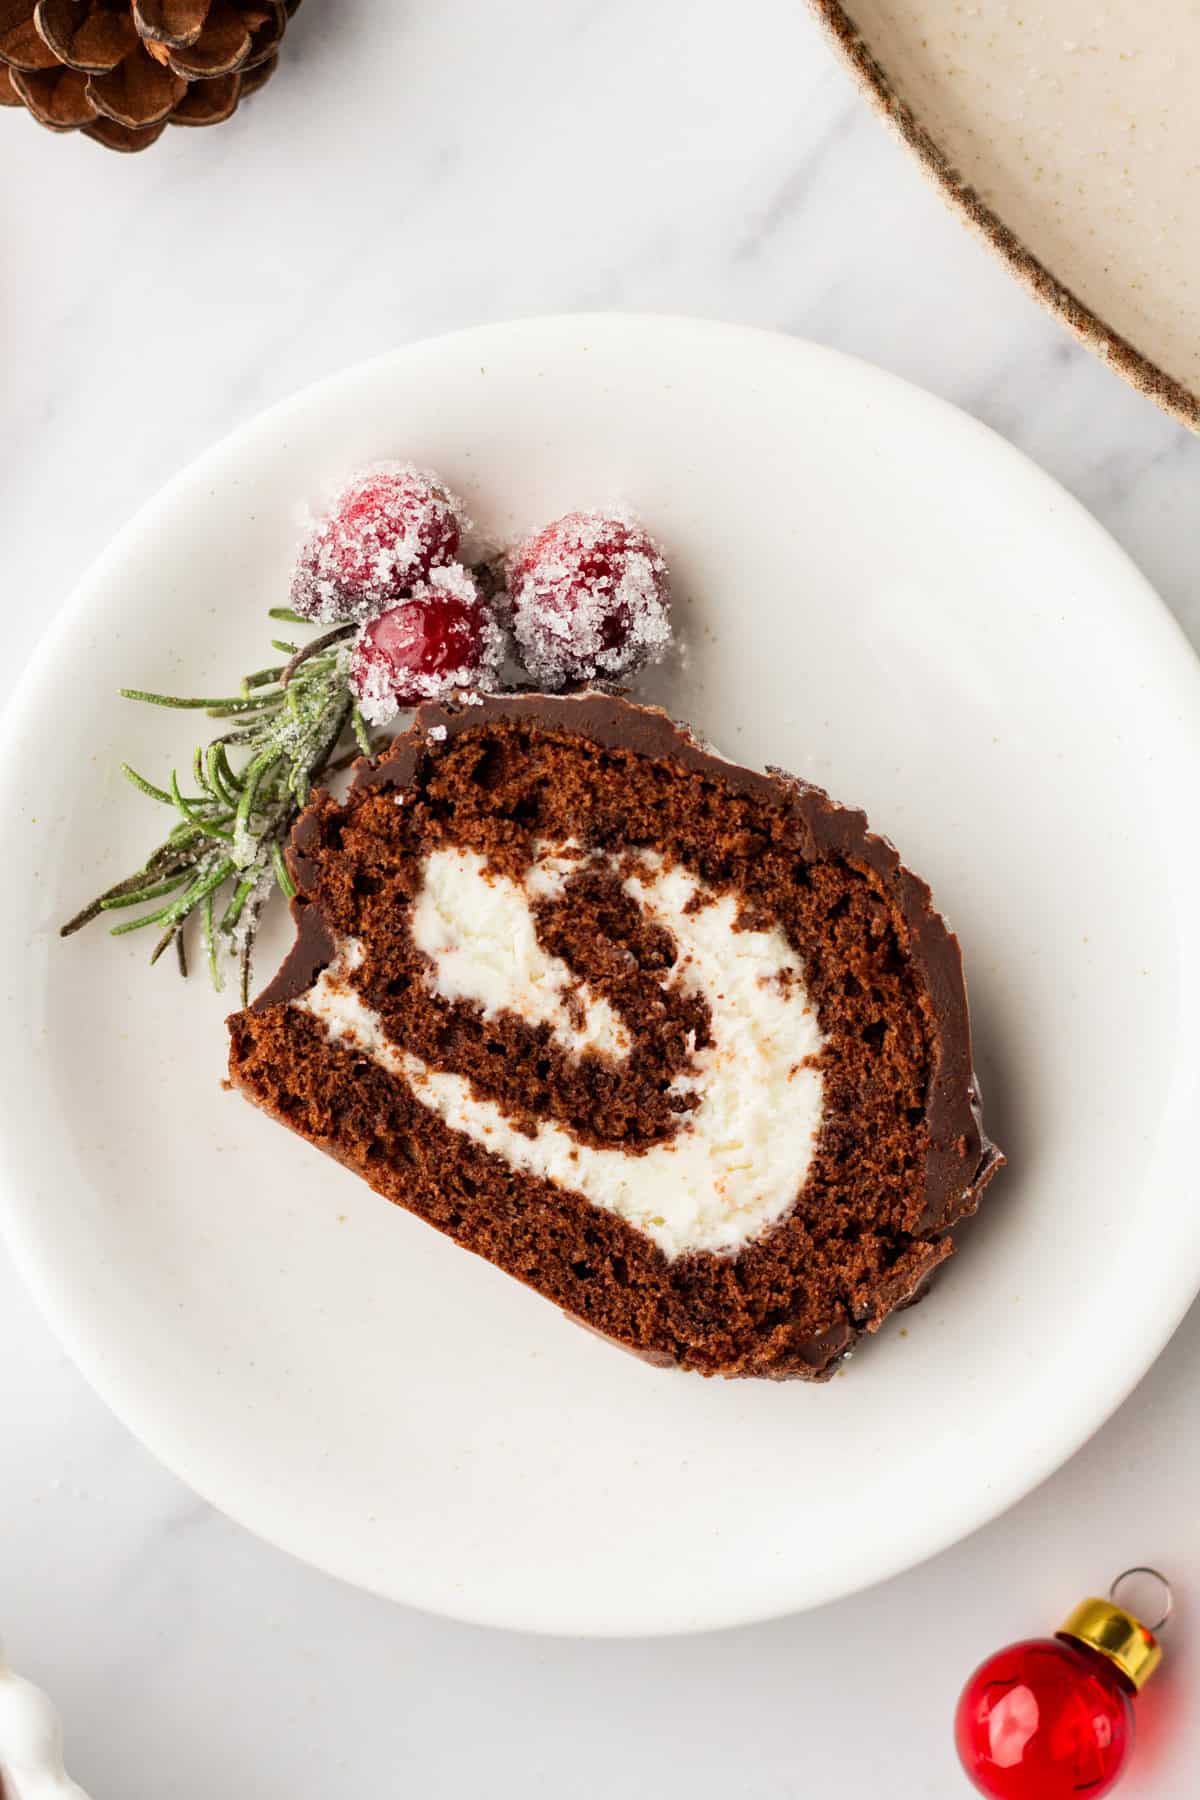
[228,693,1001,1379]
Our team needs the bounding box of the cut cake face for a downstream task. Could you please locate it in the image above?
[228,693,1001,1379]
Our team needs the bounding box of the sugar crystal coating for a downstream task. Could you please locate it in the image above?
[291,462,464,623]
[507,511,672,688]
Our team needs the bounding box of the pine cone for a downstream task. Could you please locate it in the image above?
[0,0,300,151]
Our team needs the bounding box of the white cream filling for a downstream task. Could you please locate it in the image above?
[298,843,825,1258]
[410,845,628,1058]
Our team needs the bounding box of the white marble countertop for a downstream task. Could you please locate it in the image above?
[2,3,1198,1795]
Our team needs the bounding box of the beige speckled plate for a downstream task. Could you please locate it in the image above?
[814,1,1200,428]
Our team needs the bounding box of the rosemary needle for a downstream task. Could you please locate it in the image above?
[62,612,365,995]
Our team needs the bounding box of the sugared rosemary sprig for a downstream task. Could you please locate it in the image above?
[62,608,385,1005]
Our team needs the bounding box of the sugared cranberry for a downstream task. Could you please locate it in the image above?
[349,565,503,722]
[291,462,463,623]
[506,510,671,689]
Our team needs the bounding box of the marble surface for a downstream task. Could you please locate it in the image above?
[1,3,1198,1795]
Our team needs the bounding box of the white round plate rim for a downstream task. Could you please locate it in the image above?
[2,314,1199,1638]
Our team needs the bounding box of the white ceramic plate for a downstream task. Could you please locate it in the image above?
[2,316,1199,1638]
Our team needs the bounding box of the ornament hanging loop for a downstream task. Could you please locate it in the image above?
[1109,1567,1173,1634]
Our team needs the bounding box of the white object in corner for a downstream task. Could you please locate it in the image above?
[0,1647,91,1800]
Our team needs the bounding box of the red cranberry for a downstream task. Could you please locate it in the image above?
[349,566,502,721]
[291,463,463,623]
[507,511,671,688]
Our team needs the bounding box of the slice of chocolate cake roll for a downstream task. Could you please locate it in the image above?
[228,694,1002,1379]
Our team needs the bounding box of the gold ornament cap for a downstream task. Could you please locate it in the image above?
[1058,1596,1163,1691]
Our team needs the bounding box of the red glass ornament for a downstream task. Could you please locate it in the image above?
[955,1636,1133,1799]
[955,1574,1169,1800]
